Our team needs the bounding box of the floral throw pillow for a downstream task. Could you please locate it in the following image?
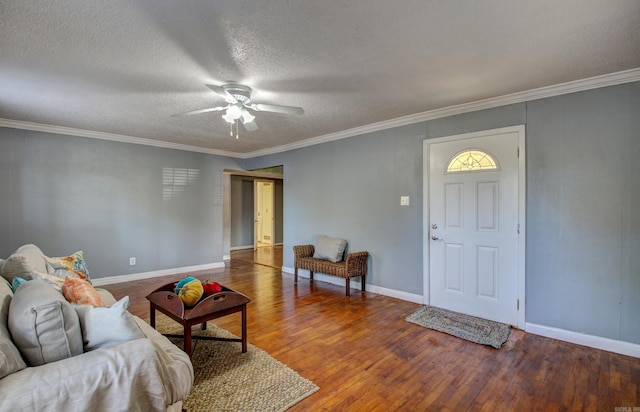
[45,251,91,282]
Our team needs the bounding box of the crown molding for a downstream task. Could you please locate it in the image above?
[0,119,246,158]
[1,68,638,159]
[244,68,640,158]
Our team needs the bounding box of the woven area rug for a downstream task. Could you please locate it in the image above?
[152,315,319,412]
[405,306,511,349]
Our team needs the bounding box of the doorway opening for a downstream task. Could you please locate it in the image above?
[224,167,284,269]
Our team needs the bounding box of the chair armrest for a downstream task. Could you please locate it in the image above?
[293,245,315,260]
[345,251,369,276]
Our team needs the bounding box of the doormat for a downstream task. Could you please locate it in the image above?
[405,306,511,349]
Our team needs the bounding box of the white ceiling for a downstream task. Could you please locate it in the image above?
[1,1,639,157]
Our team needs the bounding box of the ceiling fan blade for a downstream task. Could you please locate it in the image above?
[172,106,227,117]
[206,84,237,103]
[242,119,259,132]
[252,103,304,115]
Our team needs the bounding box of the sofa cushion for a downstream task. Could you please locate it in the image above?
[8,279,83,366]
[1,244,49,283]
[62,276,104,307]
[0,277,27,378]
[74,296,145,351]
[313,235,347,263]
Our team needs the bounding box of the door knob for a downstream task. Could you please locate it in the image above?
[431,235,443,241]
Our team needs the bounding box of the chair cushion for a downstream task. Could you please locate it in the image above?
[296,257,347,277]
[8,280,83,366]
[313,235,347,263]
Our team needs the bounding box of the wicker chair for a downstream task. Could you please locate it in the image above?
[293,244,369,296]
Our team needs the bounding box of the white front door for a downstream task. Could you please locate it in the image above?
[427,127,524,326]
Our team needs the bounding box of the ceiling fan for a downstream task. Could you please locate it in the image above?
[173,83,304,138]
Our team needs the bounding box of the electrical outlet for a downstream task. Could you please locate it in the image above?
[400,196,410,206]
[129,257,136,266]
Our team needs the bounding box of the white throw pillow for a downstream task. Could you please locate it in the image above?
[74,296,145,351]
[313,235,347,263]
[8,279,83,366]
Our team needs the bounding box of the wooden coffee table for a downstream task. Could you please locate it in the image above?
[146,282,251,357]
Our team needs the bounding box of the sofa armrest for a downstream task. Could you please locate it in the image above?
[345,251,369,277]
[293,244,315,261]
[0,338,183,412]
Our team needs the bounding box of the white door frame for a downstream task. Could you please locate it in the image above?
[422,125,526,329]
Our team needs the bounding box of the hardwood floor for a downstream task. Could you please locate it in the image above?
[102,259,640,411]
[230,245,283,269]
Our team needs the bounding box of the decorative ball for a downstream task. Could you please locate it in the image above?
[202,281,222,297]
[177,279,204,306]
[174,276,198,295]
[175,276,204,306]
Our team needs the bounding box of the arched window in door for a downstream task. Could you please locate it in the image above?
[446,149,499,173]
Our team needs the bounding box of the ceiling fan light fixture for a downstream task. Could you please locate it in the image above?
[175,83,304,139]
[241,110,255,124]
[222,104,243,123]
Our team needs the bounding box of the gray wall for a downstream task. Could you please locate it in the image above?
[242,105,524,294]
[244,122,427,292]
[230,176,255,247]
[1,81,638,345]
[0,128,242,279]
[526,83,640,343]
[274,179,283,244]
[242,82,640,345]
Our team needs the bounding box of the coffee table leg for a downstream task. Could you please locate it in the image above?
[150,305,156,329]
[184,324,193,357]
[241,304,247,353]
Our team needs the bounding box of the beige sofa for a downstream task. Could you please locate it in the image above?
[0,244,193,411]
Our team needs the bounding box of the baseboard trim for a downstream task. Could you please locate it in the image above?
[230,243,283,252]
[526,322,640,358]
[281,267,423,304]
[230,245,254,251]
[92,262,226,286]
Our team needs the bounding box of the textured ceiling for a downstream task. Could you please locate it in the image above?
[1,1,639,156]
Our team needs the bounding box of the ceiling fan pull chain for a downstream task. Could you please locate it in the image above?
[229,122,233,137]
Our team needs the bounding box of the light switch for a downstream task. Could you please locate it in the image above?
[400,196,410,206]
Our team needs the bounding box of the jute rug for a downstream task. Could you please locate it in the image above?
[405,306,510,349]
[152,315,319,412]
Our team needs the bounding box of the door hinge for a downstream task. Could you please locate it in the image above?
[517,299,520,310]
[517,223,520,234]
[517,147,520,158]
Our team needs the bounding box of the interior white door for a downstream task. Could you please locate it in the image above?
[253,180,261,250]
[261,181,274,245]
[429,130,520,325]
[254,179,275,247]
